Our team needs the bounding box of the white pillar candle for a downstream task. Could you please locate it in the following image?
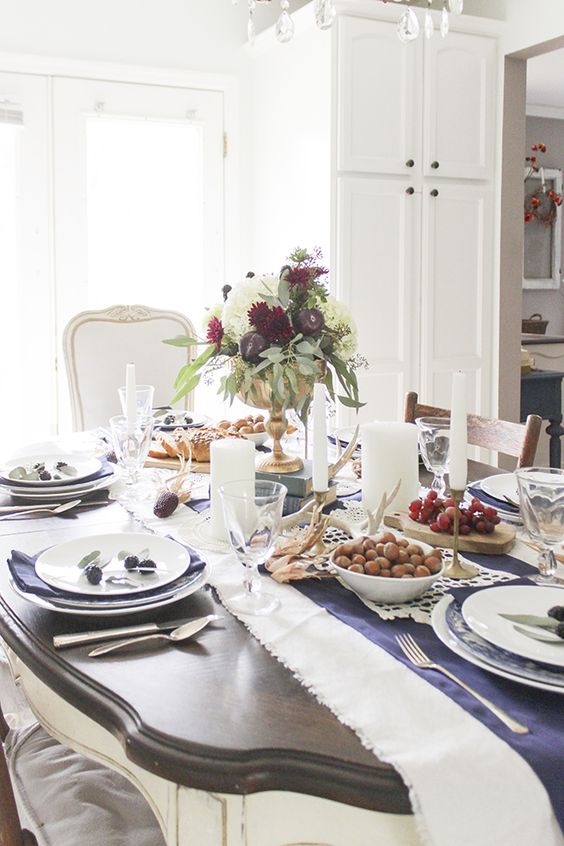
[312,383,328,492]
[449,371,467,491]
[125,363,136,435]
[210,439,256,541]
[361,422,419,515]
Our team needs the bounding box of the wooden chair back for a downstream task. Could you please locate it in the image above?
[404,392,542,468]
[0,700,38,846]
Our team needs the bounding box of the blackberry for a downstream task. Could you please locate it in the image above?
[55,461,68,470]
[548,605,564,622]
[39,470,52,481]
[138,558,157,574]
[105,450,118,464]
[153,491,179,519]
[184,416,193,425]
[84,564,103,585]
[163,415,176,426]
[124,555,140,571]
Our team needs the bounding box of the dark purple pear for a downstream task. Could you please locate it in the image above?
[294,307,325,337]
[240,331,268,363]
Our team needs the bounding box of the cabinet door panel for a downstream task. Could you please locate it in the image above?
[337,16,421,175]
[336,177,421,424]
[423,33,496,180]
[420,183,494,416]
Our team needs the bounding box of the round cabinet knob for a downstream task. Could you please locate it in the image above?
[405,159,415,168]
[405,186,415,195]
[430,189,439,197]
[431,161,440,169]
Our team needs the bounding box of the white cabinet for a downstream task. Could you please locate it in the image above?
[334,14,497,424]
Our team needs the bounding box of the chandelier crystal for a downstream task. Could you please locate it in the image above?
[231,0,464,45]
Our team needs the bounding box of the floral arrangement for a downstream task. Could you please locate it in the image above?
[164,248,364,420]
[524,142,562,225]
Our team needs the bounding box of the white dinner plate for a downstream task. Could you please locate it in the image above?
[153,409,207,430]
[462,585,564,668]
[1,454,101,487]
[431,596,564,695]
[9,562,209,617]
[479,473,519,506]
[3,475,116,502]
[35,533,189,597]
[0,466,115,496]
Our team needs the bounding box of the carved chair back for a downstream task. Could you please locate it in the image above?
[404,391,542,468]
[63,304,196,430]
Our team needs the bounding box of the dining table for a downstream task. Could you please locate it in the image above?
[0,457,563,846]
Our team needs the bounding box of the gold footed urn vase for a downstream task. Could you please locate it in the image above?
[243,373,321,474]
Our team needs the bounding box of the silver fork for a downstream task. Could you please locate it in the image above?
[395,633,529,735]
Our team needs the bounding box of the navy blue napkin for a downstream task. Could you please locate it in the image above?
[467,483,519,516]
[8,543,205,602]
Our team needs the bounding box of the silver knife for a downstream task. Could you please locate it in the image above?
[53,616,218,649]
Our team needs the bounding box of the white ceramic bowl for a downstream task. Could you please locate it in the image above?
[330,538,444,603]
[240,431,269,447]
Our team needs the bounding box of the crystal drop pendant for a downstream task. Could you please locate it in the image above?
[424,9,434,39]
[440,6,450,38]
[275,10,295,43]
[398,8,420,43]
[314,0,336,31]
[448,0,464,13]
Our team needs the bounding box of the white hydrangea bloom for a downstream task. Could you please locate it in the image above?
[319,295,357,360]
[202,302,224,332]
[221,275,279,340]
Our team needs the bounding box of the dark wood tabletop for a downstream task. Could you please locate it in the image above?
[0,461,501,815]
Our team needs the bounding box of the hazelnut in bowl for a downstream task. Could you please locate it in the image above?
[217,416,269,447]
[330,532,444,603]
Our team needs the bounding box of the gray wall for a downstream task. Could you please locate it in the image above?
[523,115,564,335]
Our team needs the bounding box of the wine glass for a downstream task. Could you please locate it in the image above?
[118,384,155,419]
[515,467,564,584]
[110,414,153,502]
[415,417,450,498]
[219,480,287,615]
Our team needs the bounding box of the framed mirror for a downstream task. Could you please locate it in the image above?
[523,167,563,289]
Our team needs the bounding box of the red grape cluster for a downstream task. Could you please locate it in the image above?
[408,491,501,535]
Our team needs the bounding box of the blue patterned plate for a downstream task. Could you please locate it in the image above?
[431,595,564,694]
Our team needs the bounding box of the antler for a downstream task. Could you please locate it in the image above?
[366,479,401,535]
[328,425,359,480]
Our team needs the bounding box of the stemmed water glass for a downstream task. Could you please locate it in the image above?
[110,414,153,502]
[415,417,450,498]
[515,467,564,584]
[219,480,287,615]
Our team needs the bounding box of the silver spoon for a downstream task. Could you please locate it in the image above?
[0,499,82,521]
[88,614,219,657]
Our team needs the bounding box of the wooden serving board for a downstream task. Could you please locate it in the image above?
[145,456,211,473]
[384,511,516,555]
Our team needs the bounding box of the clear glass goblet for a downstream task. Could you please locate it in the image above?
[219,480,288,616]
[118,384,155,419]
[515,467,564,584]
[110,414,153,502]
[415,416,451,498]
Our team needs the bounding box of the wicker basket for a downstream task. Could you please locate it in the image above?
[522,313,548,334]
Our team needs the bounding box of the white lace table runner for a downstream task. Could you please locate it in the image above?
[120,480,563,846]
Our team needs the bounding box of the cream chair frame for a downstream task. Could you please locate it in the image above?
[63,304,197,430]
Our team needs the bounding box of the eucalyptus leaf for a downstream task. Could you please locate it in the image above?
[163,335,202,347]
[500,613,559,629]
[77,550,102,569]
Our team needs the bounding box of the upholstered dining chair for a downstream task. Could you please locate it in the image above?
[0,654,166,846]
[404,391,542,468]
[63,304,196,430]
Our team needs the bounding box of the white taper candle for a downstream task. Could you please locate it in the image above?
[449,371,467,491]
[312,383,328,492]
[210,439,256,541]
[125,363,136,435]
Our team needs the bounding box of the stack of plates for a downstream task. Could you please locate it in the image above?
[10,533,208,617]
[0,453,116,502]
[432,585,564,694]
[153,408,208,431]
[468,473,521,523]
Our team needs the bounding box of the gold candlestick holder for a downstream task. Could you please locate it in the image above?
[309,489,331,556]
[443,488,478,580]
